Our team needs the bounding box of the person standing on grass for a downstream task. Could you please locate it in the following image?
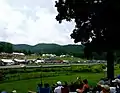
[54,81,63,93]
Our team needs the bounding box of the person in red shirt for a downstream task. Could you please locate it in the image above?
[76,79,90,93]
[82,79,89,93]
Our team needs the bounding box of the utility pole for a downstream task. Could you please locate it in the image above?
[40,65,42,85]
[40,48,43,84]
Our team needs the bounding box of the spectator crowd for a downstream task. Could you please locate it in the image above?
[1,75,120,93]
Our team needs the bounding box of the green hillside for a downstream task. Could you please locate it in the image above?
[13,44,33,51]
[0,42,84,57]
[0,42,113,59]
[13,43,84,56]
[32,43,61,53]
[62,44,84,53]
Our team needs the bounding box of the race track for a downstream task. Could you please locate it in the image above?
[0,63,107,69]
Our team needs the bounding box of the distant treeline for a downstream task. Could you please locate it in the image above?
[0,41,116,60]
[0,42,85,57]
[0,42,32,55]
[0,42,13,53]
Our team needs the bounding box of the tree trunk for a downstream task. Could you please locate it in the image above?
[106,51,114,80]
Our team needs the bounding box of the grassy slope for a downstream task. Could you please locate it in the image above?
[0,72,104,93]
[0,69,119,93]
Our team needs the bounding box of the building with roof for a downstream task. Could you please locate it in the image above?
[0,59,15,65]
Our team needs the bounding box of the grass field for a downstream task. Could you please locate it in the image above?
[0,72,104,93]
[0,64,120,93]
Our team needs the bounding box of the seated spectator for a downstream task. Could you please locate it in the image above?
[76,79,89,93]
[52,84,57,93]
[43,83,51,93]
[82,79,89,93]
[89,86,94,93]
[117,81,120,93]
[97,80,105,86]
[110,87,116,93]
[44,83,50,88]
[100,85,110,93]
[54,81,63,93]
[37,83,43,93]
[93,80,104,93]
[37,83,51,93]
[69,82,76,92]
[72,77,82,91]
[61,81,69,93]
[112,78,120,93]
[76,83,84,93]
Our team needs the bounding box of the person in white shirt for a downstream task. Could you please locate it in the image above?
[54,81,63,93]
[110,87,116,93]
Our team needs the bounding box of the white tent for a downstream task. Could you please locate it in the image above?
[35,60,44,63]
[14,59,25,62]
[1,59,14,63]
[12,52,25,56]
[1,59,14,65]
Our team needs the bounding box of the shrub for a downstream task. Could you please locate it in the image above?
[91,65,103,73]
[0,72,4,81]
[114,64,120,70]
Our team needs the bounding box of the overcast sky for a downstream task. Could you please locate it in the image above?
[0,0,80,45]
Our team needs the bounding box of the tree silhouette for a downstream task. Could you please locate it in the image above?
[55,0,120,79]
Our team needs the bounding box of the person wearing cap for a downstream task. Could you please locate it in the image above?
[93,80,105,93]
[11,90,17,93]
[100,85,110,93]
[54,81,63,93]
[97,80,105,86]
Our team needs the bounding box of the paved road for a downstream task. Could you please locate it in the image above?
[0,63,107,69]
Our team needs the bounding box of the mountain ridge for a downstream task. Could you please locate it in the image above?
[0,41,85,56]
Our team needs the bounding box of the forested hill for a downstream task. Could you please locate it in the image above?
[0,42,85,57]
[13,43,85,56]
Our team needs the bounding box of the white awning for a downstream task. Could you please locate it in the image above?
[14,59,25,62]
[1,59,14,63]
